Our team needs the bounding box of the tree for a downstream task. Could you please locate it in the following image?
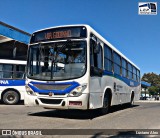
[148,86,159,95]
[142,72,160,86]
[141,72,160,95]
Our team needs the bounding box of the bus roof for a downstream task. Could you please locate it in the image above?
[33,24,140,70]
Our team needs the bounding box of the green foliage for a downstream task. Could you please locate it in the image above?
[148,86,159,95]
[142,72,160,95]
[142,72,160,86]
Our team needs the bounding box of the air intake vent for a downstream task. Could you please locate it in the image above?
[34,84,71,90]
[39,98,62,104]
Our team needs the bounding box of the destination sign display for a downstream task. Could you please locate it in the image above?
[45,30,71,40]
[30,26,87,43]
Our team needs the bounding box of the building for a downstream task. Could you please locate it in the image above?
[0,21,30,60]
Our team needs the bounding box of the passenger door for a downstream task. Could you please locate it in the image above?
[89,35,103,109]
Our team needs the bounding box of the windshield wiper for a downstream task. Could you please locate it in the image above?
[50,40,72,79]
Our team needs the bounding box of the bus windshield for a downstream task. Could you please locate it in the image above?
[27,41,86,81]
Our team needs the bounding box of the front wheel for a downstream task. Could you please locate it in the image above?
[2,90,20,105]
[128,93,134,107]
[100,93,110,115]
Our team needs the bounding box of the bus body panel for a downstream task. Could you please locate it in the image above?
[25,92,89,110]
[89,74,141,109]
[89,77,103,109]
[25,75,90,109]
[0,80,25,100]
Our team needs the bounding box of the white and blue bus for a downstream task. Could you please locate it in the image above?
[25,25,140,114]
[0,59,26,104]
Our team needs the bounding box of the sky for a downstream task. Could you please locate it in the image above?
[0,0,160,76]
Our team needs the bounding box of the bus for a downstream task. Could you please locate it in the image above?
[0,59,26,104]
[25,25,140,114]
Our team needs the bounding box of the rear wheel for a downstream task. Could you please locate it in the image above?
[128,93,134,107]
[100,93,110,115]
[2,90,20,105]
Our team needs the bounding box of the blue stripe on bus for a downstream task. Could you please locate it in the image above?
[29,81,80,94]
[0,80,25,86]
[28,71,140,94]
[103,70,140,87]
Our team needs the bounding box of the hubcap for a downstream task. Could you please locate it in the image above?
[7,94,15,102]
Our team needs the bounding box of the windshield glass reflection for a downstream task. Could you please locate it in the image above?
[27,41,86,80]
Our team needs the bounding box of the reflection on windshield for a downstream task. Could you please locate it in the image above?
[27,41,86,80]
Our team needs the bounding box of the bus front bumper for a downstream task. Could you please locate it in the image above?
[24,93,89,110]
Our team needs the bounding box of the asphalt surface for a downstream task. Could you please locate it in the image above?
[0,101,160,137]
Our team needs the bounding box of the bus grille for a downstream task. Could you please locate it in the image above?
[39,98,62,104]
[38,93,66,96]
[34,84,71,90]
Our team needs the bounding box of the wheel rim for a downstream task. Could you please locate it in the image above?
[4,92,17,104]
[5,93,17,104]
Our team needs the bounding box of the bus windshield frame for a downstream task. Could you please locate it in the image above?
[27,40,87,81]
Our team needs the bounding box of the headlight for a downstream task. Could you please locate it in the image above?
[68,84,87,97]
[25,85,36,96]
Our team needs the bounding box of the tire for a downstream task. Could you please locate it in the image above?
[128,93,134,107]
[100,93,110,115]
[2,90,20,105]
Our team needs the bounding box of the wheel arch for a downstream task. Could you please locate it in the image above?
[131,90,135,100]
[103,87,112,107]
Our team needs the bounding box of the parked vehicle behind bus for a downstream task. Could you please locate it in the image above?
[0,59,26,104]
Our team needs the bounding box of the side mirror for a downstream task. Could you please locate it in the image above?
[90,66,102,77]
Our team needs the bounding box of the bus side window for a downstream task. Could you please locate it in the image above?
[96,43,103,69]
[104,45,112,72]
[3,64,13,78]
[0,64,3,78]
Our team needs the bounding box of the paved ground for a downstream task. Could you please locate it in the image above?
[0,100,160,137]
